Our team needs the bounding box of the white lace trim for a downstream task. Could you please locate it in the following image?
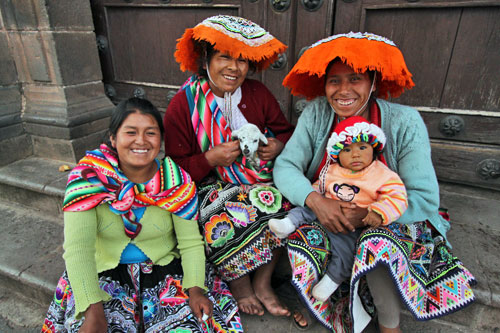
[214,87,248,130]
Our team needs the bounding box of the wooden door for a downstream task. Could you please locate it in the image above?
[91,0,500,191]
[334,0,500,191]
[90,0,300,118]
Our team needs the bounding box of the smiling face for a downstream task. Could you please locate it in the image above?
[110,111,161,182]
[325,61,374,118]
[206,51,249,97]
[338,142,374,172]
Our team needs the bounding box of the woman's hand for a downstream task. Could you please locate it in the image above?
[79,302,107,333]
[305,192,356,233]
[257,137,284,161]
[342,205,369,228]
[205,141,241,167]
[188,286,213,323]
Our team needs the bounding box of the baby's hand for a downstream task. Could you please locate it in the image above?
[362,211,383,228]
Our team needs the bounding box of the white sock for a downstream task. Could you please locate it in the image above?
[268,217,296,239]
[312,275,340,302]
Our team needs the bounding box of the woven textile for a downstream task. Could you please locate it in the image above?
[42,261,243,333]
[63,144,198,238]
[287,220,476,332]
[287,223,335,329]
[351,222,476,321]
[198,179,290,280]
[182,75,274,185]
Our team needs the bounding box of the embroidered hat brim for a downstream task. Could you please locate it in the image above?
[175,15,287,73]
[283,32,414,100]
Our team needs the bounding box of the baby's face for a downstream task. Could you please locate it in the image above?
[338,142,374,171]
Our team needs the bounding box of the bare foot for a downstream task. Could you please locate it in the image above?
[253,279,290,317]
[293,311,309,329]
[252,251,290,317]
[229,276,264,316]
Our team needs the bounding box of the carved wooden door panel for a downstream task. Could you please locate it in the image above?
[334,0,500,191]
[91,0,499,190]
[90,0,301,118]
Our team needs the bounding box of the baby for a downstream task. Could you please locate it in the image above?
[270,116,408,301]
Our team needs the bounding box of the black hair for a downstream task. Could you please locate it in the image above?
[337,145,382,168]
[195,41,257,77]
[324,58,377,94]
[106,97,164,144]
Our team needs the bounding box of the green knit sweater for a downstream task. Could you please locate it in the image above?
[63,205,205,319]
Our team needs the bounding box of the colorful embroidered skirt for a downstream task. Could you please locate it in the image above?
[287,221,476,332]
[42,259,243,332]
[198,180,291,281]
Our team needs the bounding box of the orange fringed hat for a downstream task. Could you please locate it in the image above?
[283,32,414,100]
[175,15,287,73]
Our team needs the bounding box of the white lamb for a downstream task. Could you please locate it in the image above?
[232,123,268,169]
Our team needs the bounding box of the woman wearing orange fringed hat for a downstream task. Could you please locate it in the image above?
[164,15,295,319]
[274,32,476,332]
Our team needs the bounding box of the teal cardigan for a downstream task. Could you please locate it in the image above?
[274,97,450,239]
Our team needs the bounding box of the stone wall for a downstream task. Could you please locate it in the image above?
[0,0,113,165]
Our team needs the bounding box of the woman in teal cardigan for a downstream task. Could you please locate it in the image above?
[274,33,476,332]
[42,98,242,332]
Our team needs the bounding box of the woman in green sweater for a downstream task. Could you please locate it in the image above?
[274,33,476,332]
[42,98,242,332]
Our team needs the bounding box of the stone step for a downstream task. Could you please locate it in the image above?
[0,157,71,219]
[0,158,499,332]
[0,196,498,332]
[0,201,64,305]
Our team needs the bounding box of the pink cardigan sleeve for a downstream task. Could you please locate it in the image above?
[370,176,408,225]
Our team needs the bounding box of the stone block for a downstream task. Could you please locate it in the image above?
[53,32,102,85]
[474,303,500,332]
[0,85,22,116]
[31,135,76,161]
[72,129,108,160]
[63,82,114,119]
[440,182,500,232]
[32,129,106,162]
[0,0,38,30]
[0,32,18,85]
[22,82,113,140]
[24,115,109,140]
[45,0,93,31]
[0,123,23,140]
[20,31,51,82]
[0,134,32,167]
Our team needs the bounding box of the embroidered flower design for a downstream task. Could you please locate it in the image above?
[142,297,157,321]
[282,201,292,211]
[225,202,257,227]
[159,277,188,308]
[54,278,69,306]
[237,192,247,201]
[42,319,55,333]
[249,186,282,213]
[307,229,323,246]
[205,213,235,247]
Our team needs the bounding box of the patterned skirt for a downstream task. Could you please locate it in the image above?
[198,179,291,281]
[42,259,243,333]
[287,220,477,332]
